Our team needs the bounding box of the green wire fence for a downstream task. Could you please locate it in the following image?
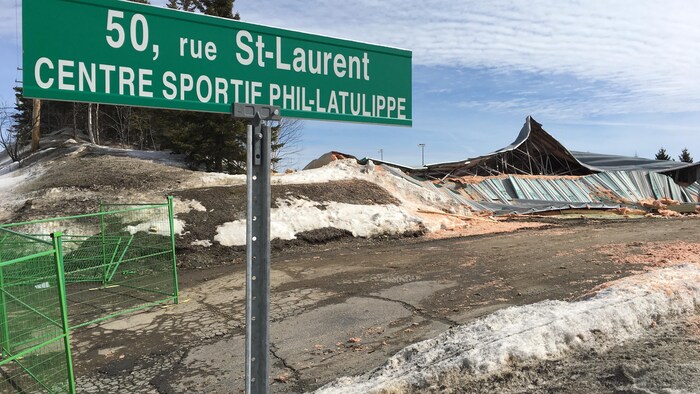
[0,232,74,393]
[0,197,179,392]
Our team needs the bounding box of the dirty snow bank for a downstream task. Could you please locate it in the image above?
[316,264,700,393]
[211,159,473,245]
[273,159,471,220]
[0,169,29,193]
[215,198,423,246]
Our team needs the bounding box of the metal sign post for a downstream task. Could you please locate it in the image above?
[234,103,280,394]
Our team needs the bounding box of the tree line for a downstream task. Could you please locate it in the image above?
[655,147,694,163]
[0,0,302,173]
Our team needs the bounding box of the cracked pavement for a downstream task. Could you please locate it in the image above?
[70,218,700,393]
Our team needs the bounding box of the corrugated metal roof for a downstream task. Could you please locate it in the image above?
[508,176,595,203]
[687,182,700,202]
[448,171,696,213]
[477,200,621,215]
[379,164,426,188]
[580,171,693,203]
[571,151,694,172]
[378,161,697,215]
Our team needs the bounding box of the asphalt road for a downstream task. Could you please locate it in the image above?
[71,217,700,393]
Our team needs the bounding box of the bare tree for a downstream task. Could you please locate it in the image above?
[0,107,16,159]
[130,108,159,150]
[271,118,304,171]
[0,104,30,164]
[102,105,133,147]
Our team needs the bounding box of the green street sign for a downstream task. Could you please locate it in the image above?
[22,0,412,126]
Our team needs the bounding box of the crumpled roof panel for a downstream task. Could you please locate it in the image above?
[417,116,595,178]
[385,116,700,185]
[571,151,693,172]
[306,117,700,215]
[455,170,695,214]
[687,182,700,202]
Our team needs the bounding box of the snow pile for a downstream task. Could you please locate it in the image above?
[272,159,369,185]
[273,159,471,220]
[215,198,423,246]
[211,159,473,245]
[0,157,21,177]
[120,198,206,237]
[195,158,371,188]
[211,159,470,245]
[316,264,700,393]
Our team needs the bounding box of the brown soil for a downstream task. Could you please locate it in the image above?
[23,146,193,193]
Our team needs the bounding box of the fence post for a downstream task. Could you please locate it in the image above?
[167,196,179,304]
[0,260,10,357]
[51,232,76,394]
[100,201,108,287]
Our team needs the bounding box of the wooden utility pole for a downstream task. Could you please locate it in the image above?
[31,98,41,152]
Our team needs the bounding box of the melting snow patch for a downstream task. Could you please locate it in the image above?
[316,264,700,393]
[271,159,367,185]
[125,218,184,236]
[175,198,207,213]
[191,239,212,247]
[0,169,29,190]
[214,198,423,246]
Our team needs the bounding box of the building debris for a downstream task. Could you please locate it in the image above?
[309,117,700,216]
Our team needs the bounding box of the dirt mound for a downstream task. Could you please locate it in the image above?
[172,180,402,269]
[24,146,192,193]
[174,181,399,238]
[293,227,354,244]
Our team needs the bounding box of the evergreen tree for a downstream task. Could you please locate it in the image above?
[198,0,240,19]
[167,0,199,11]
[7,87,33,160]
[655,147,671,160]
[162,0,248,174]
[679,148,694,163]
[10,87,32,137]
[8,87,64,148]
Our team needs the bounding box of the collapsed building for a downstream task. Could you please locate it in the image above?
[307,116,700,215]
[417,117,700,183]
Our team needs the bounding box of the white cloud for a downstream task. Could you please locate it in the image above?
[235,0,700,116]
[9,0,700,119]
[0,1,20,41]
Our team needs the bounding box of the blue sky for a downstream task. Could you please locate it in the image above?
[3,0,700,168]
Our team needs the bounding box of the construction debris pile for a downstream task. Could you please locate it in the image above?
[313,117,700,217]
[378,167,699,216]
